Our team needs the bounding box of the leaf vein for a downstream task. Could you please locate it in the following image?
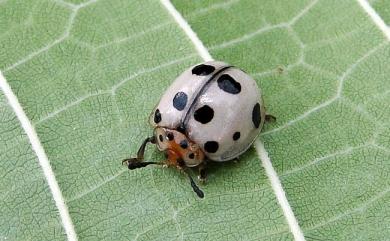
[0,72,78,240]
[209,0,319,50]
[3,0,98,72]
[306,187,390,231]
[66,169,127,203]
[261,41,388,136]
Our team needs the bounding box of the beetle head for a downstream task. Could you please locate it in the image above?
[154,127,205,167]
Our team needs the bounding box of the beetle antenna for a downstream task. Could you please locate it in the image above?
[184,170,204,198]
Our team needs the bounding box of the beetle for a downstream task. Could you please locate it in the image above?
[122,61,275,198]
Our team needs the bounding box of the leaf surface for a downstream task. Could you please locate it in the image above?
[1,0,389,240]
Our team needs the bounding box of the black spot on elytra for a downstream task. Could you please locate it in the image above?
[194,105,214,124]
[233,132,240,141]
[172,92,188,111]
[192,64,215,76]
[217,74,241,94]
[204,141,219,153]
[154,109,161,124]
[252,103,261,128]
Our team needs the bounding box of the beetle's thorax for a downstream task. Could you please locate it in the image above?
[154,127,205,167]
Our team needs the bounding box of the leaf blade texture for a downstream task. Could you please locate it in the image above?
[1,0,389,240]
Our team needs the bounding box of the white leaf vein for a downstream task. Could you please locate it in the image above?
[209,0,319,50]
[3,0,98,72]
[160,0,306,240]
[357,0,390,41]
[306,187,390,231]
[0,72,78,241]
[261,41,388,137]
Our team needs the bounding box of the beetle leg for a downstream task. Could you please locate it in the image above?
[123,156,205,198]
[197,163,207,184]
[122,136,157,168]
[122,136,156,165]
[265,114,276,123]
[177,167,204,198]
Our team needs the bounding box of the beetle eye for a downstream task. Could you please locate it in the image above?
[166,132,174,141]
[188,153,195,159]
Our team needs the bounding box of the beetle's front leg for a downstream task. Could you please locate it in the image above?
[122,136,155,163]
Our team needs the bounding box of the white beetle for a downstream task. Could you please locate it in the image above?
[123,61,274,198]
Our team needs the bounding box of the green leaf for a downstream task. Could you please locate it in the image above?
[1,0,389,241]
